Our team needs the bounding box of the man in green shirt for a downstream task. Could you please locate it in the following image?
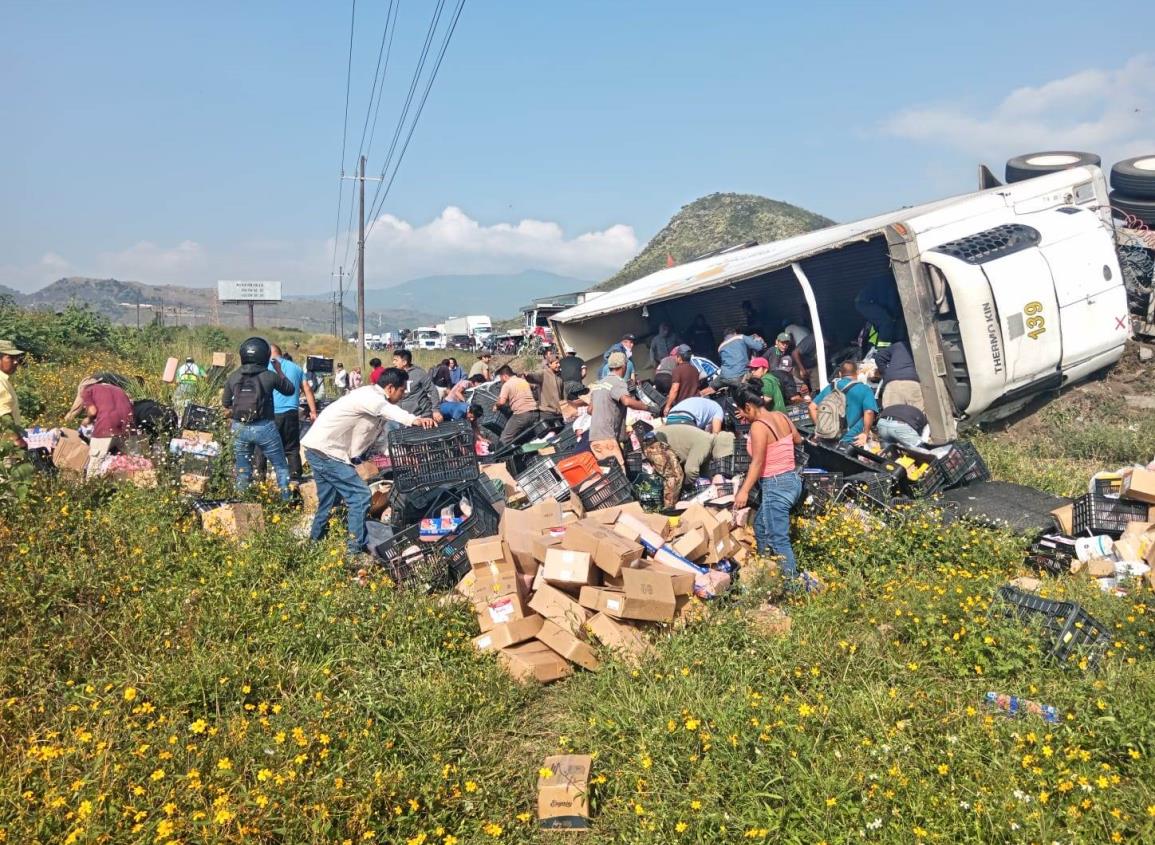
[746,357,785,412]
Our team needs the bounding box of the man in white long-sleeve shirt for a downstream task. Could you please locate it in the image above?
[301,366,434,556]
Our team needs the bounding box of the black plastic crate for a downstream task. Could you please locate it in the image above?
[905,459,945,498]
[802,470,844,501]
[577,461,634,512]
[181,404,216,432]
[1071,492,1149,537]
[841,471,896,507]
[1092,476,1124,498]
[623,449,645,481]
[632,476,665,512]
[371,524,450,592]
[516,459,571,505]
[388,484,462,528]
[480,407,510,438]
[732,424,751,474]
[936,442,982,488]
[992,585,1109,668]
[707,455,736,478]
[1026,534,1077,577]
[388,420,480,494]
[954,441,990,486]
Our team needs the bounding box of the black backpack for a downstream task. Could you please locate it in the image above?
[231,372,268,423]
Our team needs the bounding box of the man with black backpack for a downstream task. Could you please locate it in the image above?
[222,337,296,498]
[808,361,878,447]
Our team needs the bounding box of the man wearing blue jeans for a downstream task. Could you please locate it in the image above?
[300,367,435,557]
[222,337,296,499]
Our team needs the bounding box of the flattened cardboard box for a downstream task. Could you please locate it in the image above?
[585,612,654,661]
[201,503,264,540]
[535,618,600,671]
[473,615,543,652]
[499,640,572,684]
[528,583,591,636]
[211,351,230,368]
[538,754,592,829]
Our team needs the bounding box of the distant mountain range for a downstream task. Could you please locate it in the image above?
[303,269,588,322]
[597,192,834,290]
[0,269,590,333]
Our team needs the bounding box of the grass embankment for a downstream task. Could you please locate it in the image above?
[3,343,1155,843]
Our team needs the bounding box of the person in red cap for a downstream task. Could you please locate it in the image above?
[747,357,786,411]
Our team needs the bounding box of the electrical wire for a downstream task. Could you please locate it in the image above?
[366,0,466,236]
[328,0,358,284]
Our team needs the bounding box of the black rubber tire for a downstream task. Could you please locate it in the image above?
[1005,150,1101,183]
[1110,156,1155,199]
[1109,191,1155,228]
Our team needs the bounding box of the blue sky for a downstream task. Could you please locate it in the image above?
[2,0,1152,294]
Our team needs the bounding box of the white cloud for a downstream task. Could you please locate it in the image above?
[881,54,1155,163]
[353,206,637,286]
[3,208,636,295]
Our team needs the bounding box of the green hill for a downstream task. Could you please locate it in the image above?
[597,192,835,291]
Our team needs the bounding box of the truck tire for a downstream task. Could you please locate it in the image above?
[1005,151,1101,183]
[1110,156,1155,200]
[1109,191,1155,228]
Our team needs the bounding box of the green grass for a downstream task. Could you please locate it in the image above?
[4,345,1155,843]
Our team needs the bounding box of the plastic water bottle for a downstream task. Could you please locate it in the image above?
[984,691,1060,723]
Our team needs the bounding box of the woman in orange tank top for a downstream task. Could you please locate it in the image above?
[733,385,804,584]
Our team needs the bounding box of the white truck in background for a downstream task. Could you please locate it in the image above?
[414,326,446,350]
[442,315,493,348]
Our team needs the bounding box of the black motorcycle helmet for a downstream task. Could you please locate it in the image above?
[239,337,271,366]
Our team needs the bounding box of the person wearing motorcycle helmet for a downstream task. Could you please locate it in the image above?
[222,337,296,498]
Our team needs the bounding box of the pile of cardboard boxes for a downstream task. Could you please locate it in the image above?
[459,495,755,683]
[1037,467,1155,594]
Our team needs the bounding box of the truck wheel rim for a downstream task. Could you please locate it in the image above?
[1133,157,1155,172]
[1026,154,1081,166]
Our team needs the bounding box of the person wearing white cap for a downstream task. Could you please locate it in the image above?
[0,339,27,448]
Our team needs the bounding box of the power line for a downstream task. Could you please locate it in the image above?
[354,0,399,172]
[365,0,466,238]
[328,0,358,282]
[362,0,449,232]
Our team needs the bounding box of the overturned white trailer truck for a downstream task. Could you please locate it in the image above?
[551,166,1129,445]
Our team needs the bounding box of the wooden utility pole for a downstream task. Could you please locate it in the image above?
[357,155,367,373]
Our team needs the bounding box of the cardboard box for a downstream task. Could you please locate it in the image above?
[563,521,608,556]
[580,569,676,622]
[110,467,158,489]
[499,641,572,684]
[1085,558,1117,578]
[532,532,565,564]
[211,351,229,368]
[162,356,179,383]
[181,473,209,495]
[1010,576,1042,592]
[52,429,90,475]
[473,615,544,652]
[483,463,519,499]
[1050,504,1074,535]
[355,462,379,481]
[471,559,521,599]
[505,530,543,575]
[528,583,591,636]
[585,612,654,661]
[537,754,593,829]
[475,591,527,633]
[501,500,562,537]
[467,536,508,567]
[593,532,643,578]
[1122,468,1155,504]
[536,619,600,671]
[641,561,695,596]
[181,429,215,444]
[543,548,595,589]
[298,479,318,513]
[672,527,708,561]
[201,503,264,540]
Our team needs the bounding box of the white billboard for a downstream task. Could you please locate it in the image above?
[217,280,282,302]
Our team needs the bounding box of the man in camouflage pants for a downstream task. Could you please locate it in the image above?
[643,437,685,510]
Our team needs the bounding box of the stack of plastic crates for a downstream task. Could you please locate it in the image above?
[935,441,986,489]
[577,461,634,512]
[889,446,946,498]
[433,481,503,584]
[624,449,645,481]
[1071,490,1148,537]
[515,459,571,505]
[707,455,736,477]
[372,524,451,592]
[388,419,479,495]
[991,585,1110,668]
[1025,534,1077,577]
